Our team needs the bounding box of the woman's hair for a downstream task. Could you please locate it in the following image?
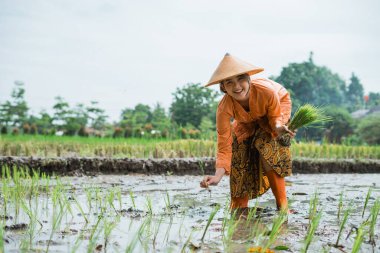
[219,73,250,94]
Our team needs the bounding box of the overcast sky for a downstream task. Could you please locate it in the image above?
[1,0,379,122]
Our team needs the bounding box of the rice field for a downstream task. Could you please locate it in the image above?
[0,135,379,159]
[1,166,379,252]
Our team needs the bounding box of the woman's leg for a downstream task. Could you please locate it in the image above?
[261,157,288,210]
[230,195,249,209]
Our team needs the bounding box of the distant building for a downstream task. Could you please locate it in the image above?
[351,105,380,119]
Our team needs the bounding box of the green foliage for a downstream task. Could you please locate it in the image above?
[288,104,331,131]
[170,83,219,128]
[367,92,380,108]
[357,114,380,145]
[275,53,347,109]
[346,73,365,112]
[322,106,354,143]
[0,81,29,127]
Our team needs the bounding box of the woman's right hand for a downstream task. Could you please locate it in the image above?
[200,168,225,188]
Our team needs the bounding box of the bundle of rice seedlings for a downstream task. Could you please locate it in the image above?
[278,104,331,146]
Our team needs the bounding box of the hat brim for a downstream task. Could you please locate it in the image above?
[204,68,264,87]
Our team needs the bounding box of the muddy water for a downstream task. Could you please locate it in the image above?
[2,174,380,253]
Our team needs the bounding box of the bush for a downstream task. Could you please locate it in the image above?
[357,114,380,145]
[30,124,38,135]
[12,127,19,136]
[78,126,89,137]
[112,127,123,138]
[124,126,133,138]
[22,123,31,134]
[0,126,7,135]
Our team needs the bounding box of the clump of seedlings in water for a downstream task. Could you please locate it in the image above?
[351,223,366,253]
[129,189,136,210]
[368,198,380,246]
[334,201,352,248]
[362,186,372,218]
[201,204,220,242]
[302,192,322,253]
[262,208,288,252]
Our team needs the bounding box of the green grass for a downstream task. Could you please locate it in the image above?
[1,134,380,159]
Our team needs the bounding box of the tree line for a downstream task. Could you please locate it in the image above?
[1,53,380,144]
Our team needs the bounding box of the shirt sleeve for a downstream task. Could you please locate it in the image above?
[267,90,283,133]
[279,91,292,124]
[265,78,292,125]
[215,101,233,175]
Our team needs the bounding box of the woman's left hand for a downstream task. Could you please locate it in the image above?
[275,125,296,138]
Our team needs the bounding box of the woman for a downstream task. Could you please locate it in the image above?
[200,53,295,211]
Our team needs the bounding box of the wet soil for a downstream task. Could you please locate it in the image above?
[1,156,379,176]
[1,174,380,252]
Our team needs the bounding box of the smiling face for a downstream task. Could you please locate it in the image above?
[220,74,251,103]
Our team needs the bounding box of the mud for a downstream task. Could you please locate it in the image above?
[0,156,379,176]
[2,174,380,252]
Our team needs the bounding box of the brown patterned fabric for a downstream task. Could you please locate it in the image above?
[230,123,292,199]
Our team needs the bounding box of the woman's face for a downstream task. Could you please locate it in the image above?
[221,74,250,102]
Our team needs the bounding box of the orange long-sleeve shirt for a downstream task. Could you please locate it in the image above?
[215,78,292,175]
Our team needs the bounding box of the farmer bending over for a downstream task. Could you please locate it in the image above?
[200,53,295,211]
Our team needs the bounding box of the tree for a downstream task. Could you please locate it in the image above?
[199,116,215,140]
[275,52,347,109]
[133,104,152,125]
[170,83,219,129]
[367,92,380,108]
[86,101,108,130]
[357,114,380,145]
[52,97,88,135]
[120,103,152,137]
[346,73,364,112]
[0,81,29,127]
[322,106,354,143]
[52,96,70,131]
[151,102,170,132]
[27,110,54,135]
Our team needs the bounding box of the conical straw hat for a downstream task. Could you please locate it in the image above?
[204,53,264,87]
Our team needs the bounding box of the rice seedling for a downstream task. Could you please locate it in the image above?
[337,190,344,220]
[351,223,365,253]
[223,209,240,246]
[245,200,259,228]
[145,196,153,215]
[106,188,118,214]
[0,221,4,253]
[70,223,88,253]
[308,191,319,223]
[129,190,136,210]
[125,222,143,253]
[87,223,102,253]
[181,229,194,253]
[164,190,171,213]
[362,187,372,218]
[85,187,93,211]
[20,198,42,249]
[335,202,352,247]
[164,215,174,243]
[46,201,65,253]
[201,204,221,242]
[116,187,122,211]
[72,196,89,223]
[262,208,288,252]
[278,104,331,146]
[368,198,380,245]
[302,210,322,253]
[152,215,164,248]
[103,216,120,253]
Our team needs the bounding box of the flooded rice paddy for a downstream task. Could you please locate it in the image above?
[1,172,380,253]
